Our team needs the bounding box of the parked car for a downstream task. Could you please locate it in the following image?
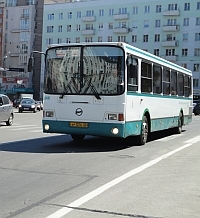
[0,94,14,125]
[18,99,37,113]
[193,103,200,116]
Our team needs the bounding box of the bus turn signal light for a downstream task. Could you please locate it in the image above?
[118,113,124,121]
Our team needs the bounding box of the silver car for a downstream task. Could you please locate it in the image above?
[0,94,14,126]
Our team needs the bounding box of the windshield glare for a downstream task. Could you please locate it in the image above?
[44,45,125,96]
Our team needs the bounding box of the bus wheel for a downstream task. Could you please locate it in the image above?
[71,134,85,141]
[139,115,149,145]
[174,113,183,134]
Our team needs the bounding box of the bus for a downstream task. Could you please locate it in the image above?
[37,42,193,145]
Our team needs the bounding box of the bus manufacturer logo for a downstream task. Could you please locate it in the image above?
[75,108,83,116]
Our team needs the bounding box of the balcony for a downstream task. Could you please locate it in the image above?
[114,13,129,20]
[10,53,19,57]
[81,29,95,35]
[82,16,96,22]
[163,10,180,16]
[162,40,179,47]
[21,14,30,18]
[161,55,178,62]
[113,27,129,34]
[163,25,179,31]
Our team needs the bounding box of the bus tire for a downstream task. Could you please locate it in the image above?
[174,112,183,134]
[139,115,149,145]
[71,134,85,141]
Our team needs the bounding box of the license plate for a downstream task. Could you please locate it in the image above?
[70,122,88,128]
[24,108,29,110]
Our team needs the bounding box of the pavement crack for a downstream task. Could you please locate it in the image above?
[48,204,162,218]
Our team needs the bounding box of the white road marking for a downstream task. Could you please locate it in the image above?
[10,126,40,131]
[155,133,184,142]
[46,135,200,218]
[29,129,43,133]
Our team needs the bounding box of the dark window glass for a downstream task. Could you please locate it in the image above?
[153,65,162,94]
[184,75,190,97]
[171,71,177,95]
[177,73,184,96]
[163,68,170,95]
[141,61,152,93]
[127,57,138,91]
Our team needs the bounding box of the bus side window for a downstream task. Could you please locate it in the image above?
[141,61,152,93]
[127,58,138,91]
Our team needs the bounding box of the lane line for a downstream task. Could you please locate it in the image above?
[46,135,200,218]
[155,133,184,142]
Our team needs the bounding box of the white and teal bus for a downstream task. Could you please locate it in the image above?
[40,42,193,145]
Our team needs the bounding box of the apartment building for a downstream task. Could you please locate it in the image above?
[43,0,200,100]
[0,0,43,100]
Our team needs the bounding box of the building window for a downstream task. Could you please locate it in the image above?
[154,34,160,42]
[108,36,112,42]
[132,21,137,28]
[119,8,127,14]
[184,3,190,11]
[67,25,71,32]
[183,33,188,41]
[85,37,93,42]
[181,63,187,68]
[166,49,175,56]
[144,5,150,13]
[118,36,126,42]
[195,33,200,40]
[132,35,137,42]
[76,37,80,43]
[57,38,62,44]
[197,2,200,10]
[68,12,72,19]
[154,49,159,56]
[59,13,63,19]
[156,5,161,13]
[196,17,200,25]
[144,20,149,28]
[143,35,148,42]
[58,25,62,32]
[66,38,71,43]
[194,64,200,71]
[168,4,177,10]
[109,9,114,16]
[99,9,104,16]
[48,13,54,20]
[98,36,102,42]
[108,23,113,29]
[167,19,177,25]
[193,79,199,87]
[194,48,200,56]
[86,24,93,30]
[133,7,138,14]
[77,11,81,18]
[182,48,188,56]
[99,23,103,29]
[183,18,189,26]
[155,20,161,27]
[47,26,54,33]
[76,24,80,31]
[46,38,53,45]
[86,10,94,17]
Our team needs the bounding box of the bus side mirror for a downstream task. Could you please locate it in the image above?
[28,57,33,72]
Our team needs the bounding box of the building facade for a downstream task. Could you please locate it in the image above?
[0,0,43,100]
[43,0,200,101]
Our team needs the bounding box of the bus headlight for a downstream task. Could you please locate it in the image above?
[111,128,119,135]
[44,124,50,130]
[45,111,54,117]
[108,114,117,120]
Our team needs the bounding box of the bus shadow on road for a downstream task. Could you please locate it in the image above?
[0,129,185,154]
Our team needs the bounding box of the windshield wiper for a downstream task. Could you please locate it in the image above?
[84,77,101,100]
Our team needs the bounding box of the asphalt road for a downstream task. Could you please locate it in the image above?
[0,109,200,218]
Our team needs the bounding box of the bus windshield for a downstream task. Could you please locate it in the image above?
[44,45,125,97]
